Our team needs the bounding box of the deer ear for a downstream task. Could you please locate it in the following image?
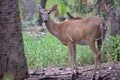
[50,4,57,12]
[38,4,43,10]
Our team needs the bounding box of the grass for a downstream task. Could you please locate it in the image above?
[23,31,94,69]
[24,31,120,69]
[21,0,120,70]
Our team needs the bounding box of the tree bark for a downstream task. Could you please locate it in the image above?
[96,0,120,61]
[21,0,37,21]
[0,0,28,80]
[96,0,120,35]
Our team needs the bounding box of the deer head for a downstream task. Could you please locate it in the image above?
[39,4,57,23]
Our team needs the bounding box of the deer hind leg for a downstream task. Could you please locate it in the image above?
[67,42,78,76]
[97,39,102,52]
[88,41,101,80]
[97,40,102,79]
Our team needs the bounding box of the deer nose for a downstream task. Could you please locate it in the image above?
[44,20,48,23]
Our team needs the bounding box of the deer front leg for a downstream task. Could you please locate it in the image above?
[67,42,78,76]
[73,44,78,74]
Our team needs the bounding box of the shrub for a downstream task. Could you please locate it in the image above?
[102,35,120,62]
[23,32,94,69]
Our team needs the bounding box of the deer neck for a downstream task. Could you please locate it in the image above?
[45,18,59,36]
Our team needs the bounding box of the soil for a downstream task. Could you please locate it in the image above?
[25,62,120,80]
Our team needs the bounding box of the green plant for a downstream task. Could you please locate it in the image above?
[18,0,23,19]
[23,32,68,68]
[46,0,67,16]
[3,75,13,80]
[23,31,94,69]
[102,35,120,62]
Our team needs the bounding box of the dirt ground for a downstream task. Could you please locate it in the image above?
[25,62,120,80]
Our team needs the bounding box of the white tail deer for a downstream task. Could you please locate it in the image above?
[39,4,106,80]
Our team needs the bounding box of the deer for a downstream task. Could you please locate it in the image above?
[39,4,106,80]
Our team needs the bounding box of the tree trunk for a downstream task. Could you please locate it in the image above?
[38,0,47,26]
[21,0,37,21]
[109,10,120,35]
[96,0,120,61]
[0,0,29,80]
[96,0,120,35]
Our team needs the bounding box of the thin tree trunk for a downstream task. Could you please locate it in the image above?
[96,0,120,61]
[21,0,37,21]
[0,0,28,79]
[96,0,120,35]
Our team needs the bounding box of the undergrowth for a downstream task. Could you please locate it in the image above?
[23,32,94,69]
[102,35,120,62]
[23,31,120,69]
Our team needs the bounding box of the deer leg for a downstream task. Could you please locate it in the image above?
[97,39,102,52]
[98,54,101,80]
[97,52,101,80]
[88,41,101,80]
[73,44,78,74]
[67,42,78,76]
[97,40,102,78]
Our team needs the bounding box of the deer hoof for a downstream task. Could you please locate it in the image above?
[71,73,77,77]
[92,78,96,80]
[72,72,80,78]
[71,73,77,80]
[98,77,103,80]
[92,76,96,80]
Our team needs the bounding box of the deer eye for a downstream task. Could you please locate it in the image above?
[48,12,50,14]
[48,11,50,14]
